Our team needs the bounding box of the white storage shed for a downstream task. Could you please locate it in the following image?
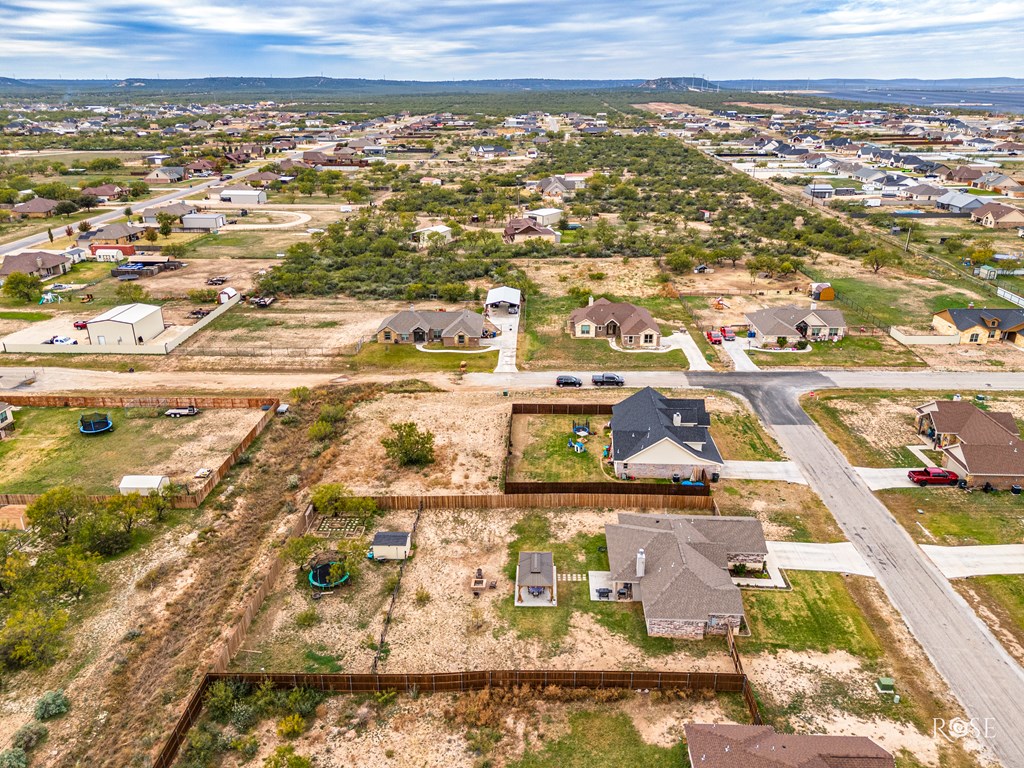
[119,475,170,496]
[87,303,165,347]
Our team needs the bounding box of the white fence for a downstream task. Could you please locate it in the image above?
[888,327,960,346]
[1,294,239,356]
[996,287,1024,309]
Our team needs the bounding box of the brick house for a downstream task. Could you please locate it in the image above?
[684,724,894,767]
[915,400,1024,488]
[609,387,722,480]
[374,308,494,347]
[567,297,661,349]
[0,251,72,280]
[605,513,767,639]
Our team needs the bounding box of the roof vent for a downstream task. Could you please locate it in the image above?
[636,548,646,578]
[673,412,682,427]
[531,553,541,574]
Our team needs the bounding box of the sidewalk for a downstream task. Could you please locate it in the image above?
[720,460,807,484]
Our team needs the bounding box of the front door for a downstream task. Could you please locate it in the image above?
[413,329,426,343]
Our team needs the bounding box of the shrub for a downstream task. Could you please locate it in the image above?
[381,422,435,467]
[307,420,333,442]
[286,474,300,490]
[33,690,69,720]
[0,748,27,768]
[415,587,432,606]
[289,386,311,404]
[230,701,259,733]
[285,687,325,717]
[276,713,306,738]
[263,745,312,768]
[12,722,47,752]
[205,679,246,724]
[795,339,809,350]
[294,608,320,628]
[310,484,376,521]
[317,404,347,424]
[381,573,401,595]
[587,271,606,281]
[179,722,227,768]
[229,734,259,760]
[188,289,218,303]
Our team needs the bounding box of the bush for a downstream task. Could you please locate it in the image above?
[0,748,27,768]
[12,722,47,751]
[230,701,259,733]
[33,690,69,720]
[188,289,218,303]
[289,386,311,404]
[263,745,312,768]
[205,679,247,724]
[229,734,259,761]
[285,687,325,717]
[381,422,435,467]
[317,404,347,424]
[294,607,320,628]
[307,420,333,442]
[795,339,809,350]
[415,587,432,606]
[136,561,173,590]
[276,713,306,738]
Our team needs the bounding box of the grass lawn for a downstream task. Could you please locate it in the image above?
[877,487,1024,545]
[0,406,200,494]
[186,230,306,259]
[507,415,610,482]
[748,335,925,368]
[510,710,686,768]
[714,480,845,543]
[710,408,785,461]
[349,341,498,373]
[742,572,883,658]
[956,575,1024,665]
[0,310,50,321]
[519,293,689,371]
[495,512,722,657]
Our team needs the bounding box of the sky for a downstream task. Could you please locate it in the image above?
[1,0,1023,81]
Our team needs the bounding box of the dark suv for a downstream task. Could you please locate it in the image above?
[556,375,583,388]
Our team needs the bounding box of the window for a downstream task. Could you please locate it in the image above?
[0,411,7,424]
[828,327,839,336]
[580,324,591,334]
[457,334,465,344]
[383,330,392,341]
[625,336,635,345]
[596,325,603,332]
[400,333,410,341]
[988,330,997,339]
[643,333,654,344]
[969,333,980,343]
[810,327,822,336]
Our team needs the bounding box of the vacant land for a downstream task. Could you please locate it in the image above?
[511,257,665,298]
[145,257,280,298]
[956,576,1024,667]
[0,405,264,494]
[352,341,499,373]
[878,488,1024,546]
[714,480,844,543]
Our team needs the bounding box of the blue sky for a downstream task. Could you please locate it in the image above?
[1,0,1023,80]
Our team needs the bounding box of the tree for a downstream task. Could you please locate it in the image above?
[128,181,149,199]
[37,546,101,599]
[862,248,901,274]
[115,282,150,304]
[27,487,94,544]
[162,243,187,259]
[156,212,177,238]
[320,183,336,198]
[47,228,54,243]
[0,608,68,668]
[143,228,159,243]
[296,181,316,197]
[381,422,435,467]
[104,493,147,536]
[75,194,99,211]
[53,200,78,217]
[0,532,29,597]
[310,484,377,521]
[77,220,92,233]
[1,272,43,303]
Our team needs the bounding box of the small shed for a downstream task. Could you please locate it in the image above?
[809,282,836,301]
[515,551,557,606]
[181,212,227,231]
[370,531,412,561]
[119,475,170,496]
[218,287,239,304]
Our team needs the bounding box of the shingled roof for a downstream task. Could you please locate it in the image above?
[917,400,1024,478]
[375,308,485,339]
[610,387,722,465]
[936,308,1024,333]
[684,723,894,768]
[568,298,660,337]
[745,305,846,338]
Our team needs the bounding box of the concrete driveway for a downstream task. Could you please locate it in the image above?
[853,467,918,490]
[486,307,520,373]
[720,460,806,484]
[922,545,1024,578]
[666,331,712,371]
[766,541,875,576]
[722,340,760,371]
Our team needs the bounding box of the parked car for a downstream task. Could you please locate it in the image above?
[206,276,228,286]
[556,375,583,388]
[73,320,89,330]
[720,327,736,341]
[706,330,723,344]
[592,373,625,387]
[907,467,960,487]
[44,335,78,345]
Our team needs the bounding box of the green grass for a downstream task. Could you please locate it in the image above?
[509,710,686,768]
[303,646,345,673]
[350,341,498,373]
[714,480,845,543]
[0,406,204,494]
[495,512,721,657]
[0,310,50,321]
[742,572,883,658]
[508,415,609,482]
[519,293,689,370]
[710,409,785,461]
[878,487,1024,545]
[749,335,925,369]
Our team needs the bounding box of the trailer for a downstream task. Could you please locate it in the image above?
[164,405,201,418]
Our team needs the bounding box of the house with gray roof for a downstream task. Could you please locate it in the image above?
[936,191,986,214]
[684,724,894,768]
[609,388,722,480]
[567,297,661,349]
[0,251,72,280]
[745,305,846,347]
[604,513,767,638]
[375,308,494,347]
[932,307,1024,346]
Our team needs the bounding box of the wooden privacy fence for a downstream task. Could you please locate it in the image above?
[0,394,278,510]
[503,481,710,497]
[153,669,751,768]
[512,403,615,415]
[366,492,715,511]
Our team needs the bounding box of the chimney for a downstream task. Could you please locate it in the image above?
[588,295,594,306]
[810,301,817,310]
[36,255,44,268]
[636,548,646,578]
[673,412,682,427]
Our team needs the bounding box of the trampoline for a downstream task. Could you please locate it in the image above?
[79,412,114,435]
[308,553,350,590]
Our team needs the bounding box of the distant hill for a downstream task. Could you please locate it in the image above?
[0,76,43,95]
[717,77,1024,91]
[637,77,720,92]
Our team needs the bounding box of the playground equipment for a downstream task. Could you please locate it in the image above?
[572,418,591,437]
[711,296,730,310]
[79,294,95,303]
[79,412,114,435]
[39,292,63,304]
[308,552,350,590]
[567,438,586,454]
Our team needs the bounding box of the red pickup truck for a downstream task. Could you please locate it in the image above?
[907,467,960,487]
[706,330,723,345]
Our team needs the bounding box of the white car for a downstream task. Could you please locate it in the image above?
[46,335,78,345]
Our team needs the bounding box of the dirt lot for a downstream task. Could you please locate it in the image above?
[910,341,1024,372]
[145,258,281,298]
[511,257,665,298]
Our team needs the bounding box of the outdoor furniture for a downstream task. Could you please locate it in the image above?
[596,588,612,600]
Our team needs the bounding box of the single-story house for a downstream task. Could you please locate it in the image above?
[13,197,59,218]
[515,551,556,605]
[80,184,125,202]
[0,251,72,280]
[217,187,266,205]
[419,176,442,186]
[502,218,560,243]
[900,183,946,201]
[411,224,453,247]
[140,202,197,225]
[935,191,986,214]
[485,285,522,312]
[245,172,282,187]
[970,202,1024,229]
[375,308,493,347]
[144,166,185,183]
[915,400,1024,488]
[370,531,412,561]
[87,303,165,347]
[181,212,226,231]
[745,305,846,346]
[932,307,1024,346]
[605,513,766,638]
[803,183,834,200]
[118,475,170,497]
[567,297,661,349]
[609,387,723,480]
[683,724,894,768]
[524,207,563,227]
[78,222,145,246]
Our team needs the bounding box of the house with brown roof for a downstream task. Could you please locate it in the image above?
[915,400,1024,488]
[970,202,1024,229]
[604,512,766,638]
[745,305,846,347]
[0,251,72,280]
[684,724,894,768]
[80,184,125,202]
[567,297,661,349]
[374,308,494,347]
[502,217,560,243]
[948,166,984,184]
[13,197,59,218]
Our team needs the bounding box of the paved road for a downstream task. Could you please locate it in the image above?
[764,399,1024,766]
